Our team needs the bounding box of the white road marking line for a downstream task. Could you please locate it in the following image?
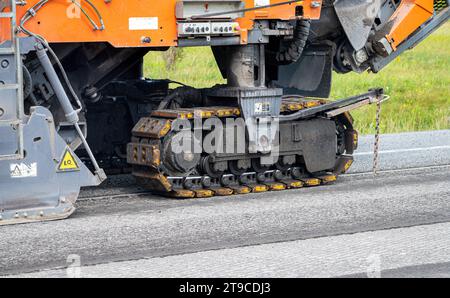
[343,164,450,177]
[354,145,450,156]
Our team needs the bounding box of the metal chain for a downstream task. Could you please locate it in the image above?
[373,96,383,175]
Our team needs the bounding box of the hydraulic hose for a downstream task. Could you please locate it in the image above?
[276,19,311,64]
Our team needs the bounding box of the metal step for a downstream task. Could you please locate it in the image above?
[0,119,21,126]
[0,48,15,55]
[0,83,19,90]
[0,12,14,18]
[0,153,22,161]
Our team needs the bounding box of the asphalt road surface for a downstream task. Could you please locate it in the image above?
[1,130,449,278]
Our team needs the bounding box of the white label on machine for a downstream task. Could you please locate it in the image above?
[10,163,37,178]
[255,102,271,114]
[255,0,270,7]
[129,17,158,30]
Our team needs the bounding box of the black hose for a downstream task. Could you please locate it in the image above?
[276,19,311,64]
[22,65,32,99]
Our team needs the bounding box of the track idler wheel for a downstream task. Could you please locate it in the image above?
[162,132,201,175]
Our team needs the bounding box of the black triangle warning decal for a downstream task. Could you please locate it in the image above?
[58,148,80,172]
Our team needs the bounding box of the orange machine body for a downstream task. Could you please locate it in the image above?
[7,0,322,48]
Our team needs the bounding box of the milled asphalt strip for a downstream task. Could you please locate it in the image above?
[10,222,450,278]
[1,167,449,276]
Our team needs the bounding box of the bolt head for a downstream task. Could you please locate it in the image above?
[141,36,151,44]
[355,49,369,63]
[311,1,321,8]
[1,59,9,68]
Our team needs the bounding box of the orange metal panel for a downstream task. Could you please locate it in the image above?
[16,0,179,47]
[238,0,322,29]
[385,0,434,50]
[6,0,321,48]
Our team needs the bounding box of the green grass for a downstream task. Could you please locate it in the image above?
[144,47,226,88]
[144,23,450,134]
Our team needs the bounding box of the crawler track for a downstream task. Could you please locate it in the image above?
[128,97,358,198]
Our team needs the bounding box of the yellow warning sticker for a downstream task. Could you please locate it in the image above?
[58,148,80,172]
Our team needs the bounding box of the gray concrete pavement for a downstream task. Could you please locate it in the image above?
[1,130,449,277]
[350,130,450,173]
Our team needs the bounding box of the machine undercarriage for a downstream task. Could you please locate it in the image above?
[0,0,448,224]
[127,44,374,198]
